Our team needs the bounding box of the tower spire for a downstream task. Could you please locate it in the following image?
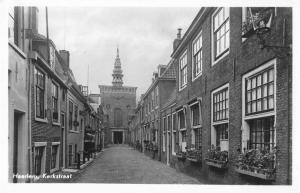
[112,47,123,87]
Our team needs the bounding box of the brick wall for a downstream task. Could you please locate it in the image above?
[170,7,292,185]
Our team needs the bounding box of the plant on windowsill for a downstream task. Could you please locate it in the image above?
[205,145,228,168]
[175,145,186,160]
[186,145,202,163]
[242,7,274,38]
[234,147,278,180]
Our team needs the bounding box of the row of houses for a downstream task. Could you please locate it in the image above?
[8,7,107,182]
[128,7,292,184]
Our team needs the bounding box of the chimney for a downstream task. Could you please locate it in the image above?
[153,72,158,79]
[31,7,39,34]
[59,50,70,68]
[173,28,182,51]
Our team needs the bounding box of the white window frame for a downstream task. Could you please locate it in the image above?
[171,112,176,155]
[211,83,230,151]
[51,80,60,125]
[50,142,60,173]
[178,50,188,91]
[192,30,203,81]
[33,142,47,178]
[177,108,187,152]
[211,7,230,66]
[241,58,277,151]
[162,116,166,152]
[34,66,48,123]
[189,101,202,148]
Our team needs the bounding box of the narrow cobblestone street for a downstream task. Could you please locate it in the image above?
[71,145,200,184]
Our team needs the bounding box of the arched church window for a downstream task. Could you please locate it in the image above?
[114,108,123,127]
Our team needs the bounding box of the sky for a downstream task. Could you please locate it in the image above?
[38,7,199,99]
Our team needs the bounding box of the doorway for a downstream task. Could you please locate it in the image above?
[113,131,123,144]
[13,111,24,183]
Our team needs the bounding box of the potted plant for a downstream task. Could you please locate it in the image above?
[175,145,186,160]
[235,147,278,180]
[205,145,228,168]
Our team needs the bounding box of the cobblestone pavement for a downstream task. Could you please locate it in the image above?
[71,145,201,184]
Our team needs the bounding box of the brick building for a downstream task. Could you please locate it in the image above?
[99,49,137,144]
[30,14,69,175]
[130,7,292,185]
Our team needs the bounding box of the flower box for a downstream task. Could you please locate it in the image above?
[235,167,275,180]
[176,152,186,160]
[186,149,202,163]
[235,147,278,181]
[205,159,228,168]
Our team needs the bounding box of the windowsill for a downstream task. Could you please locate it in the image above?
[52,122,61,126]
[69,130,80,134]
[244,111,275,120]
[35,117,48,123]
[179,128,187,131]
[179,84,187,92]
[212,50,229,66]
[50,167,59,174]
[192,125,202,129]
[212,120,229,126]
[192,72,202,82]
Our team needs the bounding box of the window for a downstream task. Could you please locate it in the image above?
[163,132,166,152]
[215,123,228,147]
[249,117,275,150]
[68,145,72,166]
[191,103,201,127]
[194,128,202,150]
[74,105,78,131]
[61,113,65,128]
[52,82,59,123]
[190,102,202,150]
[151,91,154,109]
[69,101,73,131]
[179,130,187,152]
[212,84,229,151]
[213,87,229,122]
[212,7,230,61]
[178,110,185,129]
[35,68,46,119]
[163,117,167,132]
[34,146,45,175]
[192,32,203,79]
[51,145,59,170]
[179,51,187,89]
[114,108,123,127]
[246,67,274,115]
[62,89,66,101]
[167,115,171,131]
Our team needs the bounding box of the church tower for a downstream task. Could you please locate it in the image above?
[112,48,123,87]
[99,47,137,145]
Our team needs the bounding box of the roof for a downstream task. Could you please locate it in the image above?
[160,58,176,79]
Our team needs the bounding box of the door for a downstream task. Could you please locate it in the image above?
[167,133,170,165]
[13,112,21,183]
